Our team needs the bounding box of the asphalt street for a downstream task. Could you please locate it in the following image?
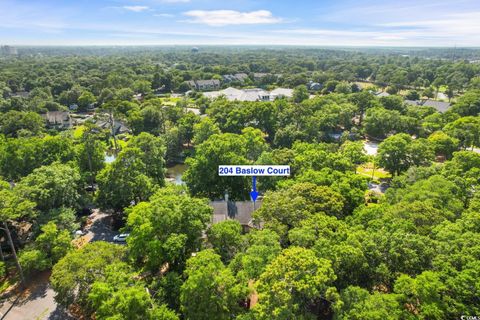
[0,210,118,320]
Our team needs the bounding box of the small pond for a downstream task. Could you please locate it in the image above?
[363,141,379,156]
[166,164,188,185]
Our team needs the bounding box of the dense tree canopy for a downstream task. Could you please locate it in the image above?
[1,46,480,319]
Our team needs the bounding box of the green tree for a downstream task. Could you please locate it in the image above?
[129,132,166,185]
[444,116,480,149]
[192,117,221,145]
[164,126,183,164]
[180,249,247,320]
[207,220,242,264]
[96,147,155,211]
[126,186,212,272]
[0,110,44,137]
[51,241,126,309]
[0,181,36,285]
[254,183,345,241]
[450,89,480,116]
[339,141,368,172]
[36,207,79,234]
[76,123,106,186]
[184,133,251,200]
[35,221,73,263]
[18,249,50,276]
[377,134,434,175]
[335,286,402,320]
[178,112,200,146]
[380,95,405,112]
[77,90,96,111]
[335,82,352,94]
[394,271,446,319]
[293,85,309,103]
[254,247,338,319]
[88,262,178,320]
[427,131,459,159]
[405,90,420,100]
[16,163,81,211]
[363,107,401,138]
[229,229,282,281]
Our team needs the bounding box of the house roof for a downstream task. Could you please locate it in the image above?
[42,111,70,124]
[375,91,390,97]
[203,87,296,102]
[404,99,451,113]
[195,79,220,86]
[422,99,451,113]
[270,88,293,99]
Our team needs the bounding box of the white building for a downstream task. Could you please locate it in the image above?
[203,87,294,102]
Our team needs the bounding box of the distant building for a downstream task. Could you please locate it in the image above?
[404,99,451,113]
[203,87,294,102]
[187,79,221,91]
[308,81,322,91]
[69,104,79,111]
[270,88,293,100]
[10,91,29,98]
[0,45,18,56]
[96,118,131,135]
[374,91,390,97]
[42,111,72,130]
[191,47,199,53]
[222,73,249,83]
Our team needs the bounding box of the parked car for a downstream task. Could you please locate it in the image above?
[74,229,87,237]
[113,233,129,242]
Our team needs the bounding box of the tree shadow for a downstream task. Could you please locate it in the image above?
[47,305,74,320]
[89,214,115,242]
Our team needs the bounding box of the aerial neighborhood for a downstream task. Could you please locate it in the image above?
[1,1,480,317]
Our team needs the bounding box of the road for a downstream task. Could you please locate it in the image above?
[0,210,118,320]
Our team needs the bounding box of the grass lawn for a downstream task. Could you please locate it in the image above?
[357,163,391,181]
[354,82,377,90]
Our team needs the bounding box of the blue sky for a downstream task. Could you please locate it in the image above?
[1,0,480,46]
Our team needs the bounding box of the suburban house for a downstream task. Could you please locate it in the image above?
[222,73,249,83]
[374,91,390,97]
[10,91,30,98]
[252,72,268,81]
[96,118,131,135]
[405,99,451,113]
[187,79,221,91]
[68,104,79,111]
[270,88,294,100]
[210,200,262,232]
[42,111,72,130]
[203,87,293,102]
[308,81,322,91]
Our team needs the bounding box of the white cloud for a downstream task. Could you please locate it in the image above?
[154,13,175,18]
[123,6,150,12]
[183,10,282,26]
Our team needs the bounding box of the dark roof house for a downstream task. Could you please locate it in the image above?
[405,99,451,113]
[42,111,72,129]
[187,79,221,91]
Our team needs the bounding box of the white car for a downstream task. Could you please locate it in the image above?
[74,230,87,237]
[113,233,129,242]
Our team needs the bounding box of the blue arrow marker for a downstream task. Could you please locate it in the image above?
[250,176,259,202]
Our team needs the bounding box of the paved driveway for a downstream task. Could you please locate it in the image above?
[0,210,118,320]
[0,271,72,320]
